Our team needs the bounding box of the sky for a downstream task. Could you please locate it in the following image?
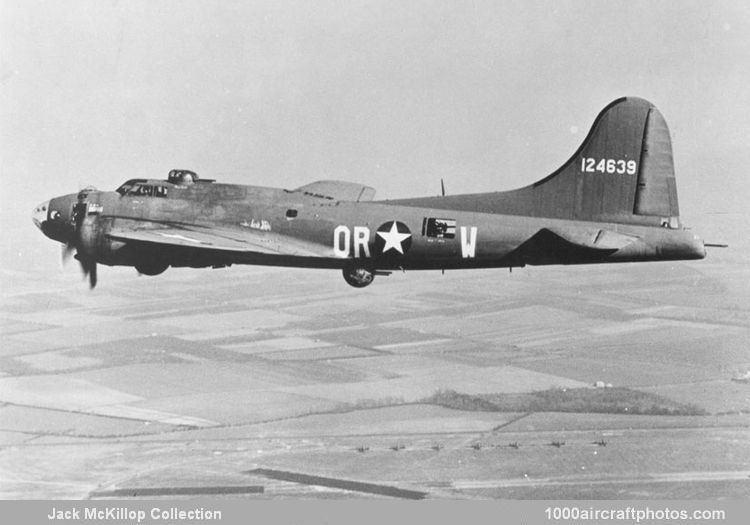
[1,0,749,279]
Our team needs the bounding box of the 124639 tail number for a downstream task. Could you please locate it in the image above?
[581,157,637,175]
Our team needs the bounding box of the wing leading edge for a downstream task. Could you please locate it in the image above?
[108,225,335,258]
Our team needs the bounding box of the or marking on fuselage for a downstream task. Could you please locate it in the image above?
[353,226,371,258]
[460,226,477,258]
[333,221,412,258]
[333,225,354,257]
[332,225,372,258]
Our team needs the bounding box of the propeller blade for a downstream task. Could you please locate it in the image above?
[77,257,98,289]
[77,258,88,278]
[71,198,99,289]
[61,244,75,265]
[89,262,97,289]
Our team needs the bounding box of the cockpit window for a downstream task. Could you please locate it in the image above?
[133,184,154,196]
[116,181,135,195]
[116,180,168,198]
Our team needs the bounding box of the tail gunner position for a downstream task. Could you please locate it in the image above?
[33,97,708,289]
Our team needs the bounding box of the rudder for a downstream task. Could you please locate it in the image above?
[633,106,680,220]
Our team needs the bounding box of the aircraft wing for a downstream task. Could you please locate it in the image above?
[108,225,334,258]
[294,180,376,202]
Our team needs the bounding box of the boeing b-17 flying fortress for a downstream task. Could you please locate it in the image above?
[33,97,708,289]
[6,96,747,499]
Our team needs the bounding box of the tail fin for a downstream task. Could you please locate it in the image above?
[522,97,680,225]
[388,97,681,226]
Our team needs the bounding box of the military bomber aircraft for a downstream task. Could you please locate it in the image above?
[33,97,707,288]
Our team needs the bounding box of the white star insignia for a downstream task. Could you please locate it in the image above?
[377,221,411,254]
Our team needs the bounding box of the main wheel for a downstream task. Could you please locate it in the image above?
[342,266,375,288]
[135,258,169,276]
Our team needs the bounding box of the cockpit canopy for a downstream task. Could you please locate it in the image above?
[116,179,170,197]
[115,170,214,197]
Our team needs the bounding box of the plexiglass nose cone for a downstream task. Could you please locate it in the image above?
[32,200,50,230]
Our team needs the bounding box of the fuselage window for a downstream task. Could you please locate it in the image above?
[422,217,456,239]
[286,209,298,219]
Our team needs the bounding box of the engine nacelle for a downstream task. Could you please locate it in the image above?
[77,215,123,264]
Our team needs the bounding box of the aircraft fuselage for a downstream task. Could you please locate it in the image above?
[32,97,709,288]
[38,180,705,277]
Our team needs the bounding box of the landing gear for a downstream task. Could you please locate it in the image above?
[342,265,375,288]
[135,258,169,276]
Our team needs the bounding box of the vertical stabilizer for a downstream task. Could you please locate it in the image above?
[525,96,681,224]
[386,97,683,227]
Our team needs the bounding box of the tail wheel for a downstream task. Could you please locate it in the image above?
[342,265,375,288]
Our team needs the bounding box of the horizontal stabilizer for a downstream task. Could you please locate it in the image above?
[551,227,640,251]
[508,228,638,266]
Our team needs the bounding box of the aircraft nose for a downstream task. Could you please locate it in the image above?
[32,200,50,230]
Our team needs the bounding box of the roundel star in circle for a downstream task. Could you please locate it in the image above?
[374,221,412,255]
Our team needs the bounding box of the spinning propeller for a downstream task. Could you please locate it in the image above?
[60,188,99,289]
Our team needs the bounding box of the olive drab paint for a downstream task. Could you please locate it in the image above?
[33,97,708,289]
